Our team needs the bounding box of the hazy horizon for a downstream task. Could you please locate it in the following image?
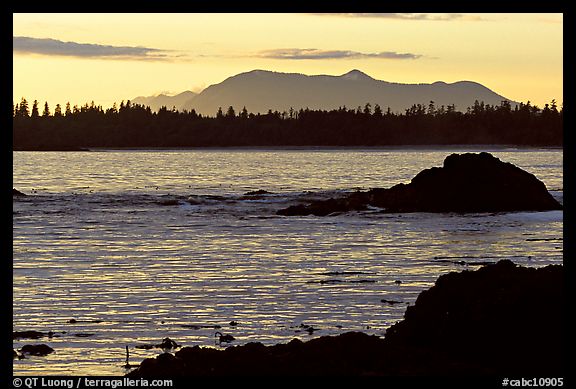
[19,67,520,113]
[13,13,562,109]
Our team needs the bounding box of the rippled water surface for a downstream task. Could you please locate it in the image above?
[13,148,563,375]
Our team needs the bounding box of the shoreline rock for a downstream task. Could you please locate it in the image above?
[381,259,563,375]
[277,152,562,215]
[13,188,26,197]
[127,260,564,376]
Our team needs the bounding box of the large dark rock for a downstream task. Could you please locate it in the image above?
[277,152,562,215]
[127,260,564,376]
[381,259,564,375]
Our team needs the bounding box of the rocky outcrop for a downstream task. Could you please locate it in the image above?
[127,260,564,376]
[277,152,562,215]
[381,259,564,375]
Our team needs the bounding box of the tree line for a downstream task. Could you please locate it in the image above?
[13,98,562,150]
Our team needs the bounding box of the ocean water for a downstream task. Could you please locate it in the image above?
[12,148,563,375]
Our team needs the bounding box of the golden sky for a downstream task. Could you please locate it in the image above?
[13,13,563,109]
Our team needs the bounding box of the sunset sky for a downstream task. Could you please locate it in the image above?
[13,13,563,109]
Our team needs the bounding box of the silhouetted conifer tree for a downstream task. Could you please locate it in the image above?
[42,102,50,117]
[240,106,248,119]
[54,104,63,117]
[18,98,29,117]
[31,100,40,118]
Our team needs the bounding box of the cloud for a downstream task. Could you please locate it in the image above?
[257,48,422,60]
[13,36,171,60]
[311,13,483,21]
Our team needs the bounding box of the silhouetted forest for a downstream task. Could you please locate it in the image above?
[13,98,562,150]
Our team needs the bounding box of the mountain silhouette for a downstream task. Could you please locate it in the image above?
[178,69,516,116]
[132,90,197,112]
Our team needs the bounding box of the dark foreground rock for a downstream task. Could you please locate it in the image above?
[277,152,562,215]
[128,332,386,377]
[13,188,26,197]
[382,259,563,375]
[127,260,564,376]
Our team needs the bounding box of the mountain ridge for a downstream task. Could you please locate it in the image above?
[132,90,197,112]
[133,69,516,115]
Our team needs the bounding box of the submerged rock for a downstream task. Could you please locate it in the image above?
[13,330,45,340]
[380,299,404,305]
[136,338,181,351]
[157,199,180,206]
[180,324,222,330]
[20,344,55,356]
[127,260,563,376]
[135,344,155,350]
[243,189,273,196]
[241,189,275,201]
[277,152,562,215]
[67,318,102,324]
[277,196,367,216]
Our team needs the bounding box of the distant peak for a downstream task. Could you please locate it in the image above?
[341,69,373,81]
[243,69,275,76]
